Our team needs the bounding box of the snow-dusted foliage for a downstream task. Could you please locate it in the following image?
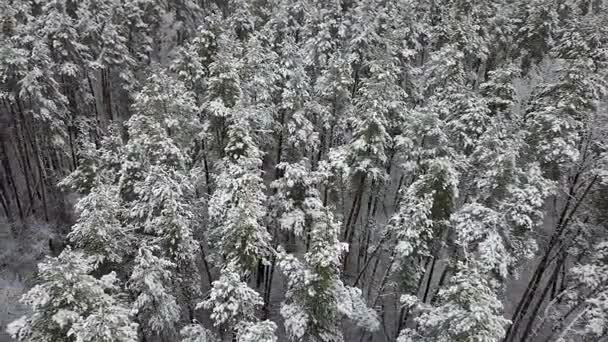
[7,248,137,342]
[200,263,277,341]
[399,263,509,342]
[3,1,608,342]
[208,115,272,272]
[276,161,378,342]
[541,241,608,341]
[202,266,263,327]
[180,324,217,342]
[128,245,181,335]
[67,183,128,265]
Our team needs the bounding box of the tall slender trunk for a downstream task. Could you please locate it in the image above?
[372,250,397,308]
[21,108,49,222]
[102,69,114,122]
[199,242,213,288]
[33,133,49,222]
[6,100,35,212]
[395,261,429,339]
[354,229,389,288]
[68,120,78,171]
[63,75,79,171]
[520,253,567,342]
[357,181,376,274]
[364,196,379,264]
[431,263,450,304]
[202,139,212,196]
[422,256,437,303]
[86,73,100,129]
[262,254,276,320]
[507,179,579,340]
[343,177,366,273]
[365,247,383,299]
[0,138,23,220]
[343,174,366,239]
[16,99,46,217]
[0,179,13,221]
[505,175,597,342]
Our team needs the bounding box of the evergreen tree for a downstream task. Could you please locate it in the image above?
[275,161,379,342]
[208,114,272,272]
[7,248,138,342]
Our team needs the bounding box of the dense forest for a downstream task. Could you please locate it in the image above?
[1,0,608,341]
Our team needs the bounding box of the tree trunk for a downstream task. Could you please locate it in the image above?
[520,253,567,342]
[0,137,23,220]
[16,99,44,214]
[21,109,50,222]
[199,242,213,288]
[357,182,376,274]
[6,100,35,213]
[422,256,437,303]
[343,178,366,273]
[102,68,114,122]
[0,178,13,221]
[505,175,597,342]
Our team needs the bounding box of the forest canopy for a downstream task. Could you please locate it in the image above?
[1,0,608,342]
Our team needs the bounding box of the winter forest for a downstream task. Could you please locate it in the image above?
[1,0,608,341]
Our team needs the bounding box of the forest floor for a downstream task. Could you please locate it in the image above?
[0,220,60,342]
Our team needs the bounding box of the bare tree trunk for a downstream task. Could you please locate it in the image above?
[202,139,212,196]
[5,100,35,213]
[102,69,114,122]
[262,254,276,320]
[18,101,50,222]
[354,231,389,287]
[0,178,13,220]
[505,175,597,342]
[520,253,567,342]
[357,181,376,274]
[422,256,437,303]
[199,242,213,288]
[343,179,366,273]
[343,175,365,239]
[0,137,23,220]
[261,115,286,317]
[16,99,44,213]
[395,261,428,339]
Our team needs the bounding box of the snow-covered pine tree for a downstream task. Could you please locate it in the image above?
[203,31,243,157]
[199,263,277,342]
[543,240,608,341]
[7,248,138,342]
[398,261,509,342]
[118,70,203,338]
[274,161,379,342]
[202,103,276,339]
[128,244,181,338]
[67,181,129,266]
[208,112,271,273]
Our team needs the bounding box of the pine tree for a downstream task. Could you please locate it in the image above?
[200,263,277,342]
[399,262,509,342]
[275,161,379,342]
[180,324,217,342]
[544,240,608,341]
[208,114,272,272]
[128,245,181,337]
[67,182,129,265]
[7,248,138,342]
